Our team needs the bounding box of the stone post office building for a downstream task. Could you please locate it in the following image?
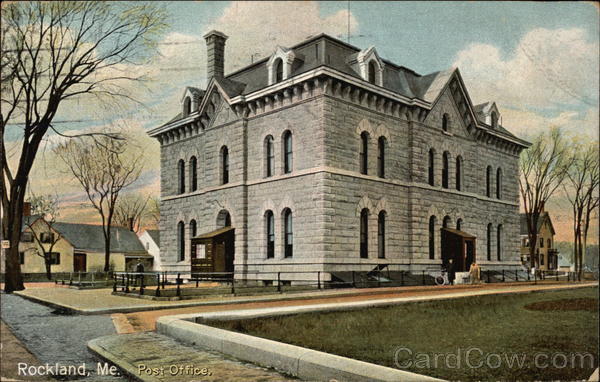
[148,31,529,282]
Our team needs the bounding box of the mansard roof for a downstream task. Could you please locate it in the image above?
[152,32,528,148]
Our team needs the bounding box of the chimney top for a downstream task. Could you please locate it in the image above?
[23,202,31,217]
[204,30,228,80]
[203,30,228,40]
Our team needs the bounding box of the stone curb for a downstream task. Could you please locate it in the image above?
[88,336,161,382]
[157,319,442,382]
[14,281,581,315]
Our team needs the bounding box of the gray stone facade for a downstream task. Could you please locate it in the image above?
[149,32,529,280]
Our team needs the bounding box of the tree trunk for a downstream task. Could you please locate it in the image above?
[528,232,538,269]
[104,235,111,272]
[3,198,26,293]
[45,255,52,280]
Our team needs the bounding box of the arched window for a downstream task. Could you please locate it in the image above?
[486,223,492,261]
[183,97,191,116]
[497,224,503,261]
[442,152,449,189]
[456,218,463,231]
[428,216,436,259]
[189,219,197,238]
[177,221,185,261]
[442,113,450,132]
[377,137,386,178]
[496,168,502,199]
[455,156,462,191]
[442,215,451,229]
[360,208,369,258]
[368,61,377,84]
[486,166,492,197]
[284,209,293,258]
[378,211,386,259]
[360,132,369,175]
[189,156,197,192]
[265,211,274,258]
[178,159,185,194]
[283,131,293,174]
[221,146,229,184]
[217,209,231,228]
[265,135,274,177]
[275,58,283,82]
[491,111,498,129]
[428,149,435,186]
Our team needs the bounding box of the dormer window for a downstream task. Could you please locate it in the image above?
[368,61,377,84]
[491,111,498,129]
[183,96,191,117]
[275,58,283,82]
[352,47,384,87]
[267,47,298,85]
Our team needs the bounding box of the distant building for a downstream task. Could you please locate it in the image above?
[17,216,151,274]
[520,211,558,270]
[139,230,161,270]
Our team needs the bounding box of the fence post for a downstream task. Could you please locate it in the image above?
[176,273,181,297]
[139,275,144,295]
[567,272,570,282]
[162,272,166,289]
[400,271,404,286]
[196,277,199,288]
[422,270,425,285]
[317,271,321,290]
[155,274,161,297]
[125,274,130,293]
[351,271,355,288]
[487,270,491,283]
[277,272,281,292]
[534,271,537,285]
[91,272,95,284]
[515,270,518,282]
[502,270,505,282]
[112,274,117,292]
[231,273,235,295]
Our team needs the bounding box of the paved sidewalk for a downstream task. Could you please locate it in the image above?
[14,280,574,315]
[88,332,295,382]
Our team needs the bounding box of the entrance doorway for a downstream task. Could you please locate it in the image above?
[191,227,235,274]
[74,253,86,272]
[441,228,476,272]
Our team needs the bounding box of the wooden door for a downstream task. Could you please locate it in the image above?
[214,242,226,272]
[74,253,86,272]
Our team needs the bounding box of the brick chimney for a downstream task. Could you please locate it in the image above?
[203,30,228,80]
[23,202,31,217]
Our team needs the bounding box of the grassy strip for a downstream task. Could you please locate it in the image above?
[211,287,599,381]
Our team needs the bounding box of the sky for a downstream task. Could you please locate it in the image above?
[6,1,599,242]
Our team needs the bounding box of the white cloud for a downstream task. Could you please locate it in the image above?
[455,28,598,109]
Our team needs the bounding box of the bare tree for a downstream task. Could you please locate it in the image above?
[114,192,150,233]
[54,136,143,271]
[1,1,167,292]
[519,127,573,269]
[24,193,62,280]
[563,141,599,277]
[147,196,160,229]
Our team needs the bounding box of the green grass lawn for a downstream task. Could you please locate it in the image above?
[210,287,599,381]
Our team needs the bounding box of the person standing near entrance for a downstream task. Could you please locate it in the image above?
[469,261,480,284]
[447,259,456,285]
